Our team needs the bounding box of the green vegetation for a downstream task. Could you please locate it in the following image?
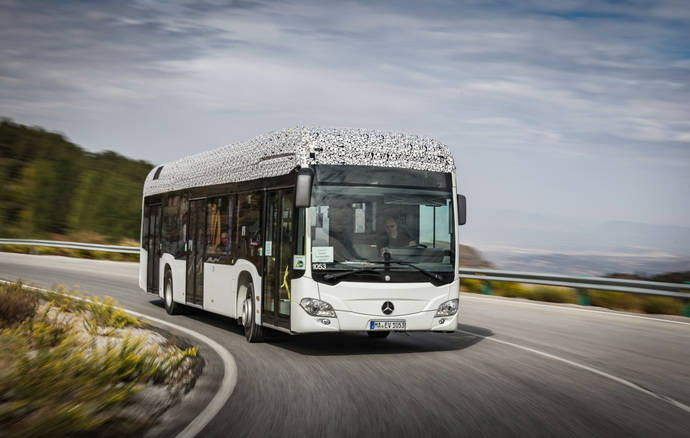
[0,118,153,242]
[0,244,139,262]
[460,279,685,315]
[0,282,198,437]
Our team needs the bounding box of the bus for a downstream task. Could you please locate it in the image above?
[139,127,467,342]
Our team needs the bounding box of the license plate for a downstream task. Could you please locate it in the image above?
[369,320,406,331]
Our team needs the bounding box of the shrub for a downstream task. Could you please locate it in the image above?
[494,281,530,298]
[43,285,88,313]
[84,296,140,331]
[0,281,198,437]
[0,331,151,436]
[16,312,71,349]
[1,244,138,262]
[154,346,199,384]
[460,278,483,293]
[530,286,577,304]
[640,296,682,315]
[0,282,38,327]
[589,290,642,312]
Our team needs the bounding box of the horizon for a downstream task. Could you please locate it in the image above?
[1,0,689,274]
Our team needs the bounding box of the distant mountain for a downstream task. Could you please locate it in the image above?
[608,271,690,283]
[460,207,690,276]
[0,118,153,241]
[459,245,493,268]
[483,250,690,276]
[463,208,690,257]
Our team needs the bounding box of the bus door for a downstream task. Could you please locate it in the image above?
[262,188,294,329]
[186,198,206,305]
[146,204,162,293]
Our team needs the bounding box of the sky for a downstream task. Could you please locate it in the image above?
[1,0,689,272]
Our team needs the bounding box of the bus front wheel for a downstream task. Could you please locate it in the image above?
[240,281,263,343]
[164,271,182,315]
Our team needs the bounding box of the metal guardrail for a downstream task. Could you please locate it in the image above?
[459,267,690,316]
[1,239,688,313]
[0,238,139,254]
[459,268,690,298]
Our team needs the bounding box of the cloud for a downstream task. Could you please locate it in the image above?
[0,0,689,245]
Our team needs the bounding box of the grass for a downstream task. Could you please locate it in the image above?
[0,282,198,437]
[460,279,685,316]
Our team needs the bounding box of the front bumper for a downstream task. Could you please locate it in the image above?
[290,307,459,333]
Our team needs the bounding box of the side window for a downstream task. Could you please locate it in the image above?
[236,192,263,268]
[179,193,189,254]
[207,196,232,257]
[162,194,181,256]
[418,199,453,249]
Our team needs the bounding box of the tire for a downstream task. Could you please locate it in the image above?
[240,281,263,342]
[367,331,390,339]
[164,271,182,315]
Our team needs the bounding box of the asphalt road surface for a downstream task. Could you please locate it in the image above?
[1,252,689,437]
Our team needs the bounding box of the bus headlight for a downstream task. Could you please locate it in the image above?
[435,299,459,317]
[300,298,336,318]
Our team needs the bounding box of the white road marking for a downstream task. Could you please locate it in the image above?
[0,280,237,438]
[118,310,236,438]
[460,293,690,326]
[457,328,690,414]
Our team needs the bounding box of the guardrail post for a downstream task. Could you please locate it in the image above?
[576,288,590,306]
[683,300,690,318]
[481,280,493,295]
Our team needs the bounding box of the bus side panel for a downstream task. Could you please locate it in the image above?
[139,249,147,291]
[159,253,186,303]
[232,259,263,324]
[203,262,239,317]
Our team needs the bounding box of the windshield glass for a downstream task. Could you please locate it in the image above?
[309,166,455,277]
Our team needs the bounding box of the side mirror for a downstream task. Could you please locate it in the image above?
[295,167,314,208]
[457,194,467,226]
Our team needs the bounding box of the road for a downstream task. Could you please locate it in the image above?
[1,252,689,437]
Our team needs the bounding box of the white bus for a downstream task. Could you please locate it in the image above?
[139,127,466,342]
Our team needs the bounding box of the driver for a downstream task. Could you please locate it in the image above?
[378,217,416,255]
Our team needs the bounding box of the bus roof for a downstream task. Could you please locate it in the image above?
[143,126,455,196]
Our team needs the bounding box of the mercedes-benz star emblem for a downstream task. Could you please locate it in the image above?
[382,301,394,315]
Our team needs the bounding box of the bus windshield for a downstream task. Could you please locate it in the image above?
[309,166,455,280]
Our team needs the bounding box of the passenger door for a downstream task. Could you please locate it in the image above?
[186,199,206,305]
[146,204,162,293]
[262,189,294,329]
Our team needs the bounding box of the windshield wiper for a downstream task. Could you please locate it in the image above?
[322,267,385,282]
[362,257,444,284]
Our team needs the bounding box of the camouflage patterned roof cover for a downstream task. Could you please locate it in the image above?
[143,126,455,196]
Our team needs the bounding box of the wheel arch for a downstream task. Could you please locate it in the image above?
[236,270,254,322]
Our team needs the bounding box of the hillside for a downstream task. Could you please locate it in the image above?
[0,119,153,241]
